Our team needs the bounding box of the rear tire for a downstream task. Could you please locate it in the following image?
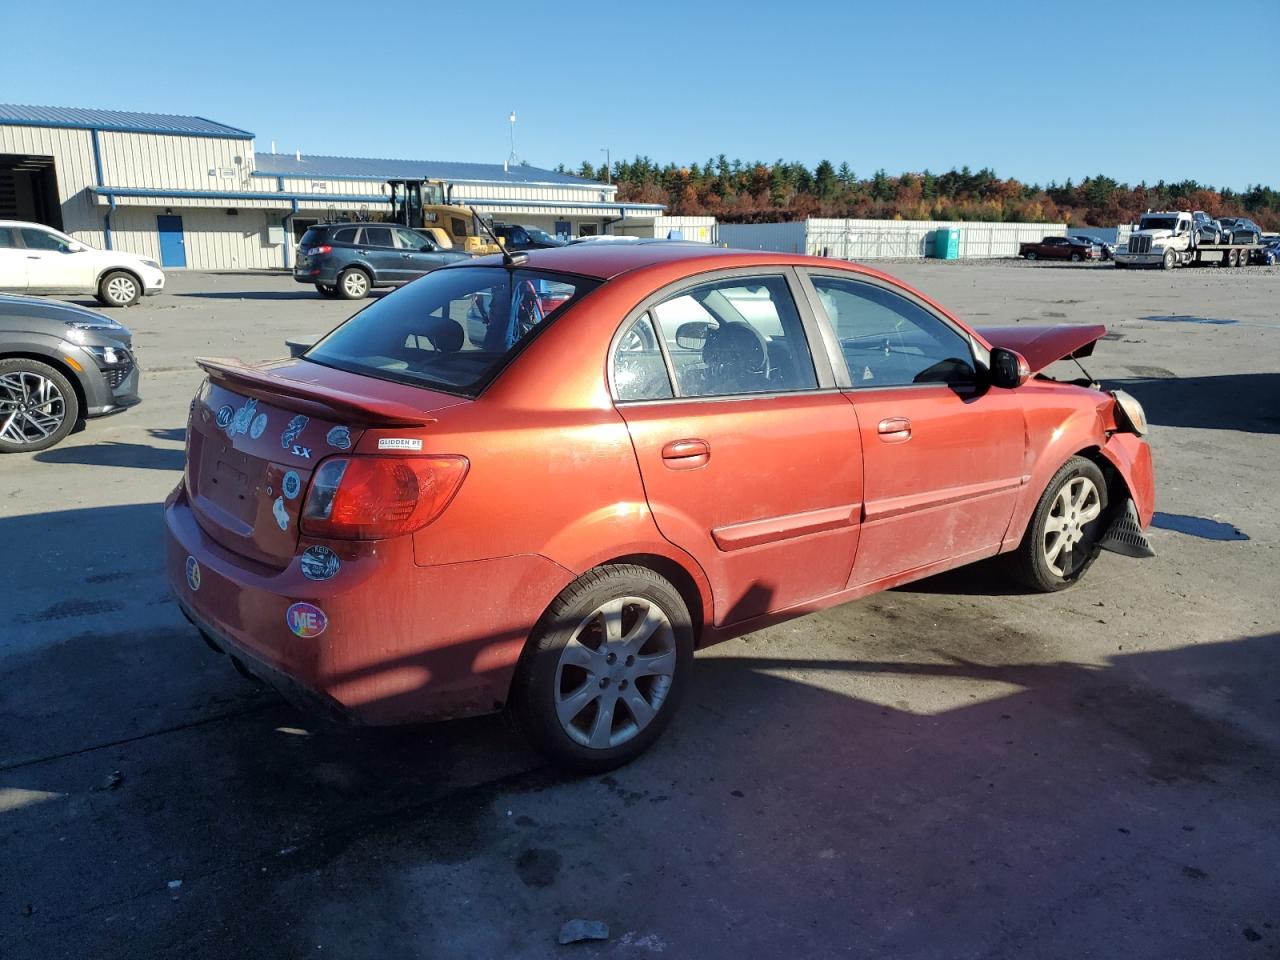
[1070,252,1082,262]
[510,564,694,772]
[0,357,79,453]
[97,270,141,307]
[337,267,371,300]
[1025,251,1037,260]
[1007,456,1109,593]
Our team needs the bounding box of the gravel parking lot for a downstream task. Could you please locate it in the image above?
[2,261,1278,959]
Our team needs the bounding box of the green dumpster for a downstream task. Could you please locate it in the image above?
[933,227,960,260]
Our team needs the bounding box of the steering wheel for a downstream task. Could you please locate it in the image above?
[515,280,545,339]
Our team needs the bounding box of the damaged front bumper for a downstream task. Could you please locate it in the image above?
[1099,499,1156,559]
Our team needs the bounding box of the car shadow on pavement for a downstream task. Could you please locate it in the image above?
[3,501,1277,958]
[34,440,184,471]
[1105,373,1280,434]
[176,292,330,301]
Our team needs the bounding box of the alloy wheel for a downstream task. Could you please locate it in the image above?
[0,370,67,446]
[106,275,138,305]
[554,596,677,749]
[1042,476,1102,577]
[343,272,368,297]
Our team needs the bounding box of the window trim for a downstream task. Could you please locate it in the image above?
[608,266,836,404]
[796,268,988,391]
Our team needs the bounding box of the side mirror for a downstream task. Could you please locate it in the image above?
[675,321,711,351]
[66,242,85,253]
[990,347,1031,389]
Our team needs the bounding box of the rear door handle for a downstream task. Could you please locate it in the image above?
[661,438,710,469]
[877,417,912,443]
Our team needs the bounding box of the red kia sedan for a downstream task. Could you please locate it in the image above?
[167,243,1154,770]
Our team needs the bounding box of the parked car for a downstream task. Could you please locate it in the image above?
[169,243,1155,770]
[1191,211,1224,244]
[1217,217,1263,244]
[1070,236,1113,260]
[293,222,470,299]
[0,294,140,452]
[1261,237,1280,265]
[0,220,165,307]
[1019,236,1095,261]
[492,223,567,251]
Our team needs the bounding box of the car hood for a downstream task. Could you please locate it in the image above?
[974,323,1106,374]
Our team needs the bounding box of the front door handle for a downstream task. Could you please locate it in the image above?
[877,417,912,443]
[661,438,710,469]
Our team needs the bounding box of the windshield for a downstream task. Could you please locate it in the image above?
[1139,216,1180,231]
[525,228,564,245]
[305,267,598,396]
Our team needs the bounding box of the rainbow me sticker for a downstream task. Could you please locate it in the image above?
[286,602,328,638]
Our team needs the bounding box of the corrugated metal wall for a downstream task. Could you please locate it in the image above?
[618,216,718,242]
[722,219,1065,259]
[109,207,281,270]
[0,124,103,243]
[718,222,807,253]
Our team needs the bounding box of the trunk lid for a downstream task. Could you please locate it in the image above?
[974,323,1106,374]
[187,357,466,567]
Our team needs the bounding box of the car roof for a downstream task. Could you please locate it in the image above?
[461,240,847,281]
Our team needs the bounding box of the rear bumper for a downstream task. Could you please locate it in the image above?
[164,484,570,725]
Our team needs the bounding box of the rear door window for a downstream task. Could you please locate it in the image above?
[305,267,597,397]
[644,275,817,398]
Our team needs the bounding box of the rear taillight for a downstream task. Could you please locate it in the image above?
[306,245,332,255]
[300,455,468,540]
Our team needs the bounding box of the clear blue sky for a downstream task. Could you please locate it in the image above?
[7,0,1278,189]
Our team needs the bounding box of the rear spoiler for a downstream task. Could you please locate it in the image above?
[196,357,437,427]
[974,323,1106,374]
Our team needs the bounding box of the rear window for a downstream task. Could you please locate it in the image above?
[305,266,599,396]
[299,227,327,246]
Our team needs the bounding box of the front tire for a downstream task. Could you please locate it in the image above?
[1070,252,1082,262]
[1008,456,1109,593]
[510,564,694,772]
[0,358,79,453]
[337,267,371,300]
[1161,250,1175,270]
[97,270,141,307]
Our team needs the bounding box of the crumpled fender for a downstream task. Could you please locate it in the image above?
[1098,432,1155,527]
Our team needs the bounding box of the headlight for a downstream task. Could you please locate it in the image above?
[81,344,129,367]
[142,259,161,270]
[1111,389,1148,436]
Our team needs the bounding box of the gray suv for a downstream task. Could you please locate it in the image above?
[0,294,140,452]
[294,222,470,299]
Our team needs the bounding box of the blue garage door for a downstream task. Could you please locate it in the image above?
[157,215,186,268]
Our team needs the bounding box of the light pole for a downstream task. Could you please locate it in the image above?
[600,147,611,184]
[507,111,518,168]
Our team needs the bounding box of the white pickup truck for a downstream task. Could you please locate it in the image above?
[1114,211,1260,269]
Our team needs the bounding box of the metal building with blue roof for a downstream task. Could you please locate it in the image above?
[0,103,671,270]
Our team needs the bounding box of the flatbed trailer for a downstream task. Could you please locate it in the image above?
[1115,241,1262,269]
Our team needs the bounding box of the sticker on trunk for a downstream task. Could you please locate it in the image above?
[300,545,341,581]
[273,496,290,531]
[282,470,301,500]
[326,426,351,450]
[185,556,201,591]
[286,602,327,638]
[249,412,269,440]
[378,437,423,451]
[215,405,234,429]
[228,398,259,438]
[281,415,309,449]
